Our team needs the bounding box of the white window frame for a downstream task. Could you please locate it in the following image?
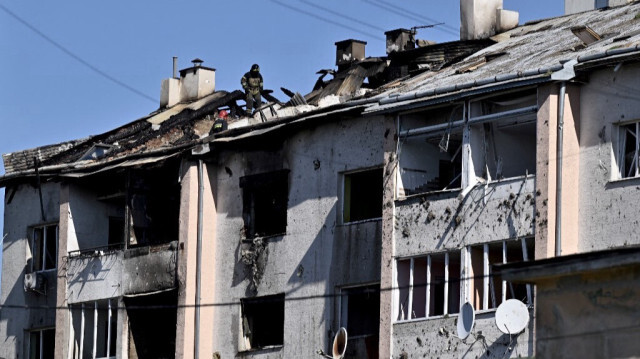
[616,121,640,179]
[394,238,534,322]
[395,250,461,322]
[70,299,116,359]
[465,238,533,312]
[28,327,55,359]
[30,223,58,272]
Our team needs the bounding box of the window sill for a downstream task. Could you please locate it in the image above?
[32,268,57,274]
[398,187,461,202]
[608,176,640,185]
[394,313,459,324]
[238,345,283,354]
[241,233,286,243]
[340,217,382,226]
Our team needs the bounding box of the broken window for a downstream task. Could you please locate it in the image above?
[396,251,461,321]
[616,121,640,179]
[240,293,285,350]
[70,299,117,359]
[340,284,380,337]
[343,168,383,223]
[124,290,177,358]
[469,92,537,181]
[398,106,464,196]
[29,327,55,359]
[240,170,289,238]
[30,224,58,272]
[466,238,534,311]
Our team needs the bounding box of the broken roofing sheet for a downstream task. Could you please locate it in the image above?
[1,90,245,178]
[5,3,640,181]
[365,3,640,112]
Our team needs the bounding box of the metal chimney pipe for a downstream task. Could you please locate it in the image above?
[173,56,178,79]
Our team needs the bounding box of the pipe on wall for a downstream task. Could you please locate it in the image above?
[555,82,566,257]
[195,159,204,359]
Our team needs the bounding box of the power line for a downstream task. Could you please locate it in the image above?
[0,3,157,104]
[361,0,459,37]
[299,0,386,33]
[1,271,528,311]
[369,0,459,34]
[268,0,383,41]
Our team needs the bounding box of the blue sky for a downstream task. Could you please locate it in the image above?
[0,1,565,269]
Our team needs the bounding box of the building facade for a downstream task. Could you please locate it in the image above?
[3,1,640,358]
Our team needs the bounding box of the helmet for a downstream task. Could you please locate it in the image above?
[218,110,228,118]
[251,64,260,72]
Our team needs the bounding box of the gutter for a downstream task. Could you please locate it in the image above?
[373,46,640,113]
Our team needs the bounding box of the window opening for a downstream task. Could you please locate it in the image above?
[467,238,534,311]
[241,293,285,350]
[340,285,380,338]
[618,122,640,179]
[240,170,289,238]
[29,328,55,359]
[70,299,117,359]
[396,251,460,321]
[343,168,383,223]
[31,224,58,272]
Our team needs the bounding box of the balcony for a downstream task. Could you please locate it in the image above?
[66,241,178,304]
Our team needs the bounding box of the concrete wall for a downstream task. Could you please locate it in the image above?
[0,182,60,358]
[392,312,533,358]
[67,183,121,253]
[534,265,640,358]
[577,63,640,252]
[395,177,535,257]
[207,115,385,358]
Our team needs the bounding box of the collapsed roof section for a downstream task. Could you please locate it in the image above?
[4,2,640,185]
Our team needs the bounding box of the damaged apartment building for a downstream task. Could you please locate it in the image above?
[3,0,640,358]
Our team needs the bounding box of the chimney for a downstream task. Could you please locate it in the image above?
[385,29,416,55]
[565,0,630,14]
[460,0,519,40]
[335,39,367,71]
[160,58,216,108]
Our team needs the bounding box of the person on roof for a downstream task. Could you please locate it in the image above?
[212,110,229,134]
[241,64,263,115]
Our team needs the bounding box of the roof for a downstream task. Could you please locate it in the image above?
[496,246,640,284]
[366,3,640,113]
[4,3,640,185]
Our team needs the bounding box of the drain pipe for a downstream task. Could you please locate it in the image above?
[194,159,204,359]
[550,59,576,257]
[555,82,566,257]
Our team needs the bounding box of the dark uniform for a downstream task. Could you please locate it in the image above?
[241,64,263,114]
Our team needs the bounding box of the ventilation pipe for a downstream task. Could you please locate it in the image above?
[161,58,216,108]
[460,0,519,40]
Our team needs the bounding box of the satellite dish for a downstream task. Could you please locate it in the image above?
[456,301,475,340]
[332,327,348,359]
[495,299,530,334]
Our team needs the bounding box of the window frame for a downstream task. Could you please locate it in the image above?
[338,283,380,339]
[395,250,462,322]
[394,237,534,323]
[29,223,58,273]
[28,327,55,359]
[615,120,640,180]
[239,293,285,352]
[239,170,290,239]
[340,167,384,224]
[69,299,117,359]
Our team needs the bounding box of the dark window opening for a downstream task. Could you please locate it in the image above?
[341,285,380,337]
[343,168,383,223]
[241,293,285,350]
[240,170,289,238]
[29,328,55,359]
[31,224,58,272]
[125,290,177,359]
